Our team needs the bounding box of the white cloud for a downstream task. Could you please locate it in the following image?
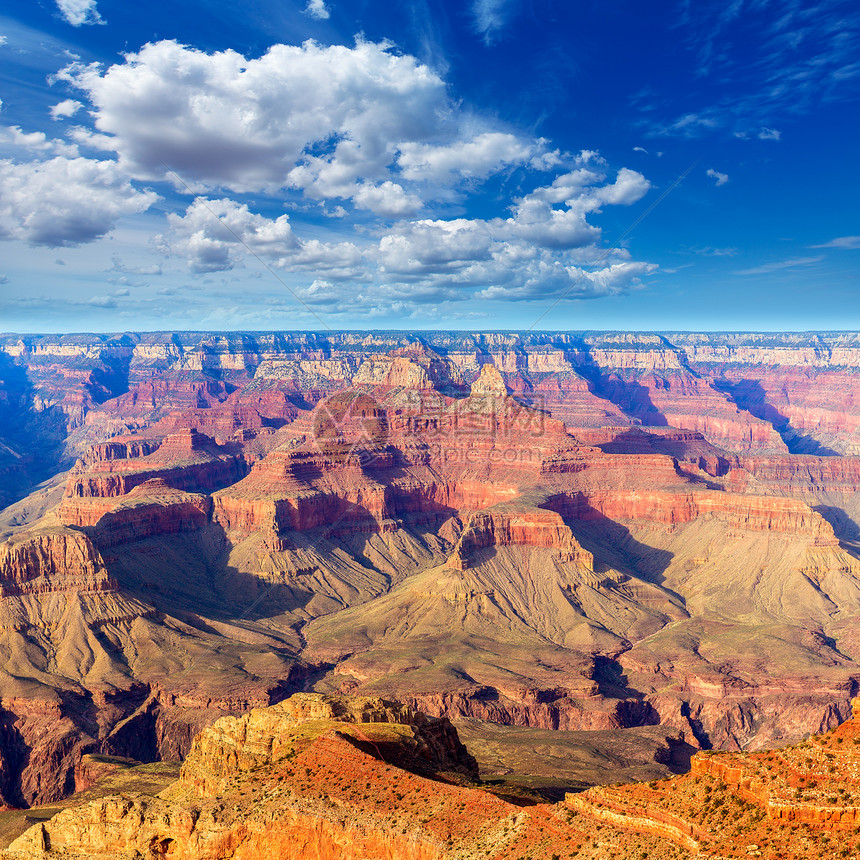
[161,197,297,272]
[24,36,657,313]
[519,168,602,205]
[592,167,652,205]
[656,112,719,136]
[159,161,656,310]
[0,156,158,246]
[706,168,729,186]
[161,197,362,275]
[352,181,421,216]
[810,236,860,250]
[502,168,650,249]
[0,274,8,284]
[734,256,824,276]
[57,40,553,214]
[109,254,163,275]
[55,0,103,26]
[58,40,447,195]
[57,41,512,208]
[0,125,78,156]
[50,99,84,119]
[691,246,738,257]
[304,0,330,19]
[296,279,344,304]
[0,36,7,47]
[398,132,536,183]
[758,127,781,140]
[377,219,494,276]
[480,260,656,301]
[472,0,515,43]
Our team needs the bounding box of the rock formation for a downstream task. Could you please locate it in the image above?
[6,693,860,859]
[565,695,860,856]
[1,330,860,809]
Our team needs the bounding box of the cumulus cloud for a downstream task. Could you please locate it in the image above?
[810,236,860,250]
[56,40,552,212]
[758,127,781,140]
[86,294,119,307]
[303,0,330,19]
[55,0,103,26]
[377,219,495,277]
[502,167,650,249]
[706,168,729,186]
[296,279,344,304]
[161,197,362,275]
[398,132,536,183]
[57,41,447,195]
[480,260,656,301]
[156,160,655,310]
[0,156,158,246]
[0,36,7,47]
[592,167,652,205]
[15,37,655,314]
[0,125,78,156]
[352,181,422,216]
[50,99,84,119]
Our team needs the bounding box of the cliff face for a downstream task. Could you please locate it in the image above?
[566,696,860,856]
[0,529,105,590]
[2,331,860,809]
[447,509,593,570]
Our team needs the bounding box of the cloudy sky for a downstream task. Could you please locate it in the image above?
[0,0,858,332]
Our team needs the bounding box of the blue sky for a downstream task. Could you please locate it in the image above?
[0,0,858,332]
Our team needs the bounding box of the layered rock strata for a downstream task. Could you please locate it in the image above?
[1,331,860,809]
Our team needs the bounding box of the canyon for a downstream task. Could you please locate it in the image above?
[0,329,859,815]
[4,691,860,859]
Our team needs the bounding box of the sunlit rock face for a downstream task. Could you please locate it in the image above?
[8,694,860,860]
[1,330,860,807]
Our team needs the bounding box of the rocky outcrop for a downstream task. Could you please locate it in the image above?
[65,430,245,498]
[0,530,104,589]
[562,697,860,856]
[470,363,509,397]
[79,481,212,547]
[447,509,593,570]
[6,795,445,860]
[181,693,478,797]
[354,343,462,392]
[551,488,838,539]
[566,791,702,853]
[11,693,860,859]
[6,330,860,464]
[6,696,524,860]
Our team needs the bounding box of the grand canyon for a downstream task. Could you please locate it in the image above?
[1,329,860,857]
